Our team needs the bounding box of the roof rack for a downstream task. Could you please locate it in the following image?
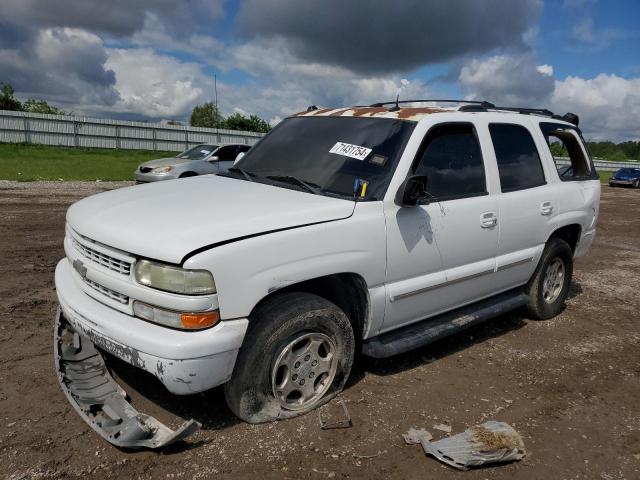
[370,99,496,109]
[491,106,580,126]
[367,98,579,126]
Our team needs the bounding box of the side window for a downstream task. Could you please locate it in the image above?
[216,146,236,161]
[238,145,251,153]
[413,123,487,200]
[489,124,546,192]
[540,122,594,180]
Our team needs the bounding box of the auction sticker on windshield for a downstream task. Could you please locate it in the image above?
[329,142,372,161]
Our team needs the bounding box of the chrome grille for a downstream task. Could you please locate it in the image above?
[72,238,131,275]
[85,278,129,304]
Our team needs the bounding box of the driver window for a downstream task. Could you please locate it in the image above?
[413,123,487,201]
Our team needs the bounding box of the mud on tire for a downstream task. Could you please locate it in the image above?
[224,292,355,423]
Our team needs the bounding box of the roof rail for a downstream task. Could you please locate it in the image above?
[366,99,579,126]
[491,106,580,126]
[369,99,496,108]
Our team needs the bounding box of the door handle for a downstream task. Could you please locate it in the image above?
[480,212,498,228]
[540,201,554,216]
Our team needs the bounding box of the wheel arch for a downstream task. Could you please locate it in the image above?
[248,272,370,341]
[179,171,198,178]
[547,223,582,253]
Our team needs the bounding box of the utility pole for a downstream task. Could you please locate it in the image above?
[214,74,220,142]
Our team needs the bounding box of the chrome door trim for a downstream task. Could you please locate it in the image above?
[391,268,495,302]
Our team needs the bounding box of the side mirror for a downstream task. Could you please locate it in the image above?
[395,175,430,207]
[234,152,246,164]
[209,155,219,162]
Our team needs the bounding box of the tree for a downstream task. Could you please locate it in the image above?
[189,102,223,128]
[222,112,271,133]
[0,82,22,111]
[22,98,65,115]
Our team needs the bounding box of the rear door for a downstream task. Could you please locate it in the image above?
[488,122,559,290]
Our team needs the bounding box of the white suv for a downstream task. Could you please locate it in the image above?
[54,101,600,448]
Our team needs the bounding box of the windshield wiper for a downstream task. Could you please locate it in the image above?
[265,175,322,195]
[227,167,257,182]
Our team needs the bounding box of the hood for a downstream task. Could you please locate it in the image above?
[67,175,355,264]
[139,157,191,168]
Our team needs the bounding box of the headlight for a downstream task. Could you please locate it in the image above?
[134,259,216,295]
[152,165,174,173]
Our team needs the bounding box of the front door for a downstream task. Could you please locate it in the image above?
[382,123,499,333]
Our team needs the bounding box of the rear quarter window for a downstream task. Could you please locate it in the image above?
[539,122,597,181]
[489,123,546,192]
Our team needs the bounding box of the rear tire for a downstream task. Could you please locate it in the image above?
[224,292,355,423]
[525,237,573,320]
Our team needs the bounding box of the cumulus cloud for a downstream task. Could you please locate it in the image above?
[458,53,640,141]
[0,0,224,108]
[552,74,640,141]
[103,49,210,118]
[0,28,118,106]
[1,0,224,38]
[237,0,541,74]
[213,38,431,123]
[459,54,555,105]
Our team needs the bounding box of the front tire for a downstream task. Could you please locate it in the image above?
[224,292,355,423]
[525,238,573,320]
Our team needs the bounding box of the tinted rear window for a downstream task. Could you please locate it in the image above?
[489,124,546,192]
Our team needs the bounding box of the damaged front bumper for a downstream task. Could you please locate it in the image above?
[54,309,200,449]
[54,259,248,395]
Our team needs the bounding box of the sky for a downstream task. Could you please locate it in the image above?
[0,0,639,141]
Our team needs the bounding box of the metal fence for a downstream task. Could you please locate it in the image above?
[0,110,264,152]
[555,157,640,171]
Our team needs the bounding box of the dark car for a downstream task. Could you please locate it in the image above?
[609,167,640,188]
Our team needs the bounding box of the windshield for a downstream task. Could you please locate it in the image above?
[177,144,218,160]
[618,168,640,175]
[232,116,415,200]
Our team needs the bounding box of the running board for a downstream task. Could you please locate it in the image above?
[362,290,528,358]
[54,309,200,449]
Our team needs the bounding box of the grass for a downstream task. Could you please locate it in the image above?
[598,171,612,183]
[0,142,619,184]
[0,143,176,181]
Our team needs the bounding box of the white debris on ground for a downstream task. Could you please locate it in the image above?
[420,421,526,471]
[402,428,432,445]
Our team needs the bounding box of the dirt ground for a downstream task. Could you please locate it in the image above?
[1,180,639,480]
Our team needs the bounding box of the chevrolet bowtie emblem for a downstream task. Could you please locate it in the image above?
[72,259,88,279]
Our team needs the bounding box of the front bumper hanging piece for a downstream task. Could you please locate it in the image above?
[53,308,200,449]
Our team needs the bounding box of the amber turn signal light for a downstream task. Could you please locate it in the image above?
[180,310,220,329]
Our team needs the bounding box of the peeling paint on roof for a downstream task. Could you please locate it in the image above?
[293,106,451,122]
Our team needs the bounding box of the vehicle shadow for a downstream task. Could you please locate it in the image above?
[350,310,527,382]
[567,279,584,300]
[105,354,239,434]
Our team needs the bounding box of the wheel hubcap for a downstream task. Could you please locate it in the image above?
[271,332,337,411]
[542,258,565,304]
